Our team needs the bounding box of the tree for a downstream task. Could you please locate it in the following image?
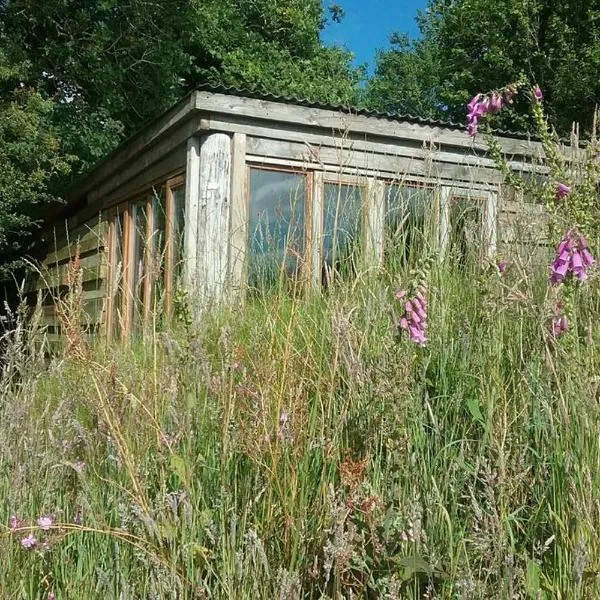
[0,0,361,277]
[0,47,71,278]
[1,0,362,172]
[366,0,600,134]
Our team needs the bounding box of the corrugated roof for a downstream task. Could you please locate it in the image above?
[194,81,533,140]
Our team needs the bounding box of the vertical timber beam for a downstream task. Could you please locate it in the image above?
[228,132,247,299]
[197,132,232,307]
[486,189,498,258]
[364,178,385,268]
[439,185,451,255]
[184,137,201,297]
[310,171,324,290]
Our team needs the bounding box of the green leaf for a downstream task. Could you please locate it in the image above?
[466,397,485,424]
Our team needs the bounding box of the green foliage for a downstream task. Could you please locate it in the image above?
[364,34,443,119]
[366,0,600,134]
[2,251,600,597]
[0,48,71,277]
[0,0,362,278]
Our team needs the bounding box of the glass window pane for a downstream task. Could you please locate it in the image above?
[112,211,125,337]
[323,183,362,269]
[385,184,435,259]
[149,188,166,313]
[248,168,306,288]
[132,201,147,332]
[172,186,185,284]
[449,194,483,265]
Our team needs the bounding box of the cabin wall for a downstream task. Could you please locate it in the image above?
[25,215,109,348]
[33,92,558,347]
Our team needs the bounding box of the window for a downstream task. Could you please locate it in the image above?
[323,182,363,280]
[107,175,185,340]
[448,193,486,266]
[385,183,436,261]
[247,168,306,289]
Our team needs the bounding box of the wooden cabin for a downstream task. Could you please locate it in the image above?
[27,85,549,342]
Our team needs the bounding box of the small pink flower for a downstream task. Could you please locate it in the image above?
[73,460,86,473]
[556,183,571,200]
[497,260,507,274]
[395,289,406,300]
[21,534,37,549]
[37,516,53,531]
[533,84,543,101]
[47,593,56,600]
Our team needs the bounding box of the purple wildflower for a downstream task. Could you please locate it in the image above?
[497,260,507,274]
[9,515,20,531]
[550,230,595,285]
[533,84,543,101]
[37,516,53,531]
[397,290,428,346]
[556,182,571,200]
[21,534,37,549]
[48,593,56,600]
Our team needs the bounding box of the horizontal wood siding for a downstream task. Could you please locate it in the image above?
[26,217,109,345]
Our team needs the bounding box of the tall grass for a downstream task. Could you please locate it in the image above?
[2,238,600,599]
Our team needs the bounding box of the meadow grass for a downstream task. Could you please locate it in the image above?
[2,241,600,599]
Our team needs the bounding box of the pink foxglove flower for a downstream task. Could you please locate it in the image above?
[533,84,543,101]
[550,230,595,285]
[397,290,428,346]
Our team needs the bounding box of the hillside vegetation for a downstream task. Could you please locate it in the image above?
[2,242,600,598]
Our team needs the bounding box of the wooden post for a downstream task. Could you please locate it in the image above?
[310,171,324,290]
[364,178,385,267]
[228,132,247,298]
[184,136,201,295]
[197,132,232,306]
[486,189,498,257]
[439,185,451,254]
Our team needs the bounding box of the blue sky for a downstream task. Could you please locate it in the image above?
[321,0,428,72]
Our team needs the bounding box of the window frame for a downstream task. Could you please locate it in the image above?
[105,173,185,340]
[244,164,312,290]
[439,186,497,260]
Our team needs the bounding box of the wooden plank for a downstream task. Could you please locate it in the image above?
[198,132,231,304]
[44,221,108,266]
[228,132,248,294]
[164,184,175,319]
[207,117,550,177]
[245,136,509,186]
[184,137,201,294]
[122,204,133,339]
[104,209,116,340]
[143,195,153,329]
[26,253,107,293]
[88,119,199,205]
[485,190,498,257]
[67,93,197,203]
[195,90,547,157]
[364,179,384,267]
[439,186,451,252]
[310,171,324,289]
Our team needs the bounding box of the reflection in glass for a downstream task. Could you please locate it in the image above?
[248,168,306,289]
[385,184,435,262]
[132,201,147,332]
[323,183,362,276]
[449,195,482,266]
[150,188,166,312]
[172,186,185,284]
[112,211,125,338]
